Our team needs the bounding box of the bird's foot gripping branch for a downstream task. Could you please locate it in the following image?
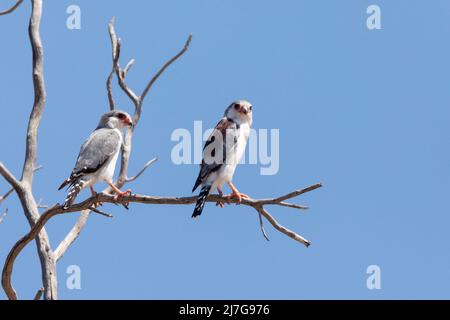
[1,183,320,299]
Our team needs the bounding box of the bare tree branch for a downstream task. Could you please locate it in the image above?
[140,33,192,102]
[54,210,90,261]
[19,0,57,301]
[0,0,57,300]
[2,183,320,299]
[21,0,46,185]
[109,41,139,104]
[0,189,11,224]
[34,287,43,300]
[0,163,23,193]
[89,206,113,218]
[0,0,23,16]
[36,198,48,209]
[277,202,308,210]
[0,189,14,205]
[123,58,135,75]
[125,157,158,183]
[0,209,8,225]
[255,206,311,247]
[270,184,321,203]
[106,67,115,110]
[257,209,270,241]
[0,164,43,199]
[0,165,43,219]
[3,8,319,301]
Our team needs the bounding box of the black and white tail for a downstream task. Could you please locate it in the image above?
[192,185,212,218]
[62,179,86,210]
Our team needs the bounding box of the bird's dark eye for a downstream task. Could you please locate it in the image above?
[234,104,240,110]
[249,106,252,111]
[117,113,125,119]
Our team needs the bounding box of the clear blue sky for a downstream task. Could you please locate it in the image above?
[1,0,450,299]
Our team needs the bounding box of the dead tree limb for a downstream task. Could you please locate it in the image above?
[0,209,8,225]
[0,189,14,205]
[0,163,22,193]
[0,165,42,208]
[2,182,320,300]
[0,0,57,300]
[0,0,23,16]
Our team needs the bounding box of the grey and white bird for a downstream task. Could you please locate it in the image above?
[58,110,133,209]
[192,100,253,218]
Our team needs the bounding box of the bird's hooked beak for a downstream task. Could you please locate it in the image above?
[124,116,133,127]
[239,105,248,115]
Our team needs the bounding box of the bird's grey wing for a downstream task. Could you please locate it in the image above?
[73,128,120,174]
[59,128,120,189]
[192,118,238,192]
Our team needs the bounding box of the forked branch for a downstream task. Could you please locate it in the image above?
[2,183,320,299]
[0,0,23,16]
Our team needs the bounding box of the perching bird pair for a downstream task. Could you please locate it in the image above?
[59,100,253,218]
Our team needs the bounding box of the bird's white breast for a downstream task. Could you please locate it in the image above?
[212,123,250,187]
[233,123,250,166]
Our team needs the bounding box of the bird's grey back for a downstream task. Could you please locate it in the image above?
[72,128,121,175]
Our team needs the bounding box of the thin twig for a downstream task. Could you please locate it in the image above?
[2,183,320,300]
[140,34,192,102]
[106,67,115,110]
[272,184,322,203]
[0,0,23,16]
[108,19,139,104]
[0,209,8,225]
[278,202,309,210]
[34,287,43,300]
[21,0,57,300]
[123,59,135,75]
[256,206,311,247]
[257,210,269,241]
[125,157,158,183]
[0,163,23,193]
[54,212,90,261]
[89,206,113,218]
[0,189,14,205]
[36,198,48,209]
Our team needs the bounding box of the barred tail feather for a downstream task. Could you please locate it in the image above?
[58,177,72,191]
[192,174,202,193]
[192,185,212,218]
[62,179,86,210]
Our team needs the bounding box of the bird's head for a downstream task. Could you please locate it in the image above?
[98,110,133,130]
[224,100,253,126]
